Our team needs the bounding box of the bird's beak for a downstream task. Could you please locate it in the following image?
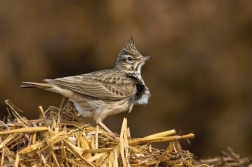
[141,56,152,62]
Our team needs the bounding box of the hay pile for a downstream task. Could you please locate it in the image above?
[199,148,252,167]
[0,99,195,167]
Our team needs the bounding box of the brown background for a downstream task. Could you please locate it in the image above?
[0,1,252,158]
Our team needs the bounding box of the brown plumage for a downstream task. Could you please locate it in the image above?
[21,37,151,138]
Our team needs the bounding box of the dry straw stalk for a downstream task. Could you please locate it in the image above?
[0,100,195,167]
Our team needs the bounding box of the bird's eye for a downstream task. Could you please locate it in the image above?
[127,57,133,61]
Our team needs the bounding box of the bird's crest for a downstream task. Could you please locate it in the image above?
[123,36,136,50]
[121,37,140,55]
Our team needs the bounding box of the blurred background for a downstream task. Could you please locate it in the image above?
[0,1,251,158]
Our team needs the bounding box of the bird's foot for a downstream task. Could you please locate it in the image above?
[110,133,120,142]
[97,121,120,142]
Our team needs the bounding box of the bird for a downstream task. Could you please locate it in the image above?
[21,37,151,139]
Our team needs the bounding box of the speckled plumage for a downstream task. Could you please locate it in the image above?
[21,37,151,138]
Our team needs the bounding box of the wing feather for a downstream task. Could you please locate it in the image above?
[44,70,136,100]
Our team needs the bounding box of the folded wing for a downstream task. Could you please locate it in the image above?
[45,70,136,100]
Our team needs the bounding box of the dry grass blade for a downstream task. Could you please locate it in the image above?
[119,118,129,167]
[0,100,196,167]
[46,139,61,167]
[129,133,195,146]
[64,140,95,167]
[5,100,27,126]
[83,148,113,154]
[14,153,19,167]
[18,141,45,154]
[0,127,48,135]
[0,134,16,149]
[38,106,45,119]
[143,129,176,138]
[88,152,107,162]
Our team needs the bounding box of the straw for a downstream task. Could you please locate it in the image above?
[0,100,196,167]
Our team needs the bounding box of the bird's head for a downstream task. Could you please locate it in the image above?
[114,37,152,74]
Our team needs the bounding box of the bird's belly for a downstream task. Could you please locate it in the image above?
[93,98,132,118]
[72,100,94,117]
[71,97,133,122]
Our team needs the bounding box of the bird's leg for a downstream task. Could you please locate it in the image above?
[96,120,119,141]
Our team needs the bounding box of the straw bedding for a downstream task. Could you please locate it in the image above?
[0,99,195,167]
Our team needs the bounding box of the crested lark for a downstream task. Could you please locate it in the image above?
[21,37,151,138]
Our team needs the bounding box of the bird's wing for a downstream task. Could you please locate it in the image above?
[44,70,136,100]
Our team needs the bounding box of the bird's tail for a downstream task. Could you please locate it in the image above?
[20,82,52,89]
